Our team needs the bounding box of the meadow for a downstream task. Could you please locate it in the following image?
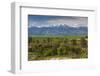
[28,35,88,61]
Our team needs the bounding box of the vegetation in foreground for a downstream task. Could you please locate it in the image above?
[28,36,88,61]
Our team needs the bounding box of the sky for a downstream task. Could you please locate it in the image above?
[28,15,88,28]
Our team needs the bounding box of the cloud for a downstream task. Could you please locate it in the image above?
[28,15,88,27]
[46,17,88,27]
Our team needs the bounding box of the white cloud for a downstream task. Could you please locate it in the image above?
[46,17,88,27]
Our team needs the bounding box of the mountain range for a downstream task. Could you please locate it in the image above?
[28,24,88,36]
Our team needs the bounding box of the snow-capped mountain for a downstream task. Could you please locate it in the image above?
[28,24,88,36]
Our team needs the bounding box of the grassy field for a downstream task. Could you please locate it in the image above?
[28,35,88,61]
[29,35,86,39]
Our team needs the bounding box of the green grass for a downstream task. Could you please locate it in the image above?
[29,35,86,39]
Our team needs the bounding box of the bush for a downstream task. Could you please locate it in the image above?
[57,47,63,56]
[68,46,81,58]
[80,48,88,58]
[71,39,77,46]
[43,49,53,56]
[80,37,87,48]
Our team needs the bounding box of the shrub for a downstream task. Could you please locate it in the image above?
[71,39,77,46]
[80,37,87,48]
[68,46,81,58]
[43,49,53,56]
[80,48,88,58]
[57,47,63,56]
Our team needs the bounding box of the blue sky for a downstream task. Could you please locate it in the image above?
[28,15,88,28]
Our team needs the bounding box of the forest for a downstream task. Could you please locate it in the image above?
[28,36,88,61]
